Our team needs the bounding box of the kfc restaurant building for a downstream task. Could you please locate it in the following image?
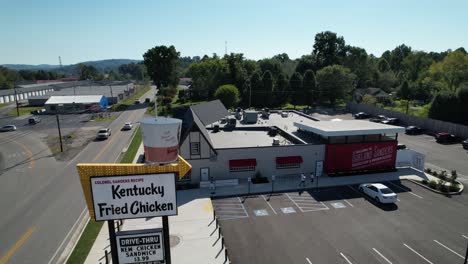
[294,120,406,176]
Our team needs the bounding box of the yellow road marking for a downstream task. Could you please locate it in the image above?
[93,110,138,162]
[203,201,213,212]
[0,135,35,168]
[0,227,36,264]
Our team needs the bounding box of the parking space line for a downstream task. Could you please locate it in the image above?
[237,197,249,217]
[285,193,329,212]
[403,243,434,264]
[340,252,353,264]
[372,248,392,264]
[261,195,277,214]
[344,200,354,207]
[305,257,312,264]
[463,235,468,240]
[433,240,464,259]
[387,181,423,199]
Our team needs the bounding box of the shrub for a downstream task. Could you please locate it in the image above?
[439,171,447,181]
[450,170,458,183]
[421,179,428,185]
[425,168,432,174]
[449,184,460,192]
[428,180,437,189]
[439,184,449,193]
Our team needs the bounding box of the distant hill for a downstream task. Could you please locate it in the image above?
[2,59,142,74]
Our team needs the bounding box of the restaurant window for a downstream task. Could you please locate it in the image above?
[229,159,257,172]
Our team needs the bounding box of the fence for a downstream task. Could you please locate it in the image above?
[212,209,231,264]
[347,102,468,138]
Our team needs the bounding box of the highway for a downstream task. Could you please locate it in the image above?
[0,87,155,264]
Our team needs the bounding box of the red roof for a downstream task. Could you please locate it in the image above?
[276,156,303,165]
[229,159,257,167]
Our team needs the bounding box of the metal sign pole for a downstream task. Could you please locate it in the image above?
[107,220,119,264]
[162,216,171,264]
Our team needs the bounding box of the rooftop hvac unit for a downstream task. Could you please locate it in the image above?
[272,137,280,145]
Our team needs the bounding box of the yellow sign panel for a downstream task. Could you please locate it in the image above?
[77,155,191,220]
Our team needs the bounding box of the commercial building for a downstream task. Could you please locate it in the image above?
[170,100,414,187]
[44,95,108,113]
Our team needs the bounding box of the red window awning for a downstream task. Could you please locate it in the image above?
[276,156,303,165]
[229,159,257,167]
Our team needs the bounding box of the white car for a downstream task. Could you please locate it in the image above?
[358,183,397,204]
[122,122,133,130]
[96,128,112,139]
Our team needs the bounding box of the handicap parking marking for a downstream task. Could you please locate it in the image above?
[330,202,346,209]
[280,207,296,214]
[212,197,249,221]
[253,209,269,217]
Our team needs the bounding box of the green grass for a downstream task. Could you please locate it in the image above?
[8,106,43,116]
[111,85,151,111]
[280,103,309,110]
[120,126,142,163]
[0,102,13,109]
[382,100,430,118]
[66,220,104,264]
[66,127,143,263]
[89,115,117,122]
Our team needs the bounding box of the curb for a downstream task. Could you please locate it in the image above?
[406,179,464,195]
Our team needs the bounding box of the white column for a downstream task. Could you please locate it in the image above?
[0,96,4,104]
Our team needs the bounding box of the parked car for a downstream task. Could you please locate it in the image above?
[405,126,423,135]
[0,125,17,132]
[134,99,141,104]
[30,109,46,115]
[358,183,398,204]
[28,117,41,124]
[381,117,399,125]
[122,122,133,130]
[144,98,151,103]
[435,132,458,144]
[462,139,468,149]
[397,144,407,150]
[354,112,370,119]
[369,115,387,123]
[96,128,112,139]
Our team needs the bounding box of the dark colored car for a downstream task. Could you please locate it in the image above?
[381,117,399,125]
[369,115,387,123]
[397,144,407,150]
[435,132,458,144]
[405,126,423,135]
[354,112,370,119]
[462,139,468,149]
[145,98,151,103]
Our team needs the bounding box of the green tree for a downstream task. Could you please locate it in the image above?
[362,94,377,105]
[275,73,289,106]
[458,87,468,125]
[389,44,412,75]
[225,53,248,90]
[262,70,274,107]
[258,58,283,77]
[343,46,372,88]
[377,58,391,72]
[303,69,317,106]
[186,58,229,100]
[316,65,355,106]
[428,50,468,92]
[249,71,263,108]
[78,64,100,80]
[429,92,462,123]
[289,72,303,107]
[214,84,240,108]
[313,31,347,68]
[398,80,412,100]
[143,45,180,88]
[295,54,318,75]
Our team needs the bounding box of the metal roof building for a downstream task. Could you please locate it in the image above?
[44,95,108,113]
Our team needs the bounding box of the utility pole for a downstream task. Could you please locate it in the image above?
[109,84,114,100]
[56,106,63,152]
[13,82,20,117]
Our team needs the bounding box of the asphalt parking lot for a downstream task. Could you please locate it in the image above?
[214,181,468,264]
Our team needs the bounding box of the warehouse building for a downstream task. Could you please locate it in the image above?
[170,100,418,187]
[44,95,108,113]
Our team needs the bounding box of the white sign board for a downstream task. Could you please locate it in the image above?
[90,173,177,221]
[315,160,324,177]
[117,229,164,264]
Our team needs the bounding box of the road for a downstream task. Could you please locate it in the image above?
[0,87,155,264]
[311,112,468,182]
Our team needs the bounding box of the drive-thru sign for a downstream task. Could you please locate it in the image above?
[91,173,177,221]
[116,229,164,264]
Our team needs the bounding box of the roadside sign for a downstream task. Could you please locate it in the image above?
[116,229,164,263]
[90,173,177,221]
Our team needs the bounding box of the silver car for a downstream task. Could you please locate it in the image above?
[0,125,17,132]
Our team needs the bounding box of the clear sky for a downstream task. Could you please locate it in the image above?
[1,0,467,65]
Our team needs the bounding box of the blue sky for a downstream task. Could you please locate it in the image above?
[1,0,467,65]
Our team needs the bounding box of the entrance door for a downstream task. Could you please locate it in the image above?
[201,167,210,181]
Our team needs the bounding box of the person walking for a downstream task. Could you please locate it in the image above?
[299,173,306,187]
[310,172,314,184]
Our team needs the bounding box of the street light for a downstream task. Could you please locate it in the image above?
[56,104,64,152]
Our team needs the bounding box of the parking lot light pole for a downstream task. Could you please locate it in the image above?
[56,105,63,152]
